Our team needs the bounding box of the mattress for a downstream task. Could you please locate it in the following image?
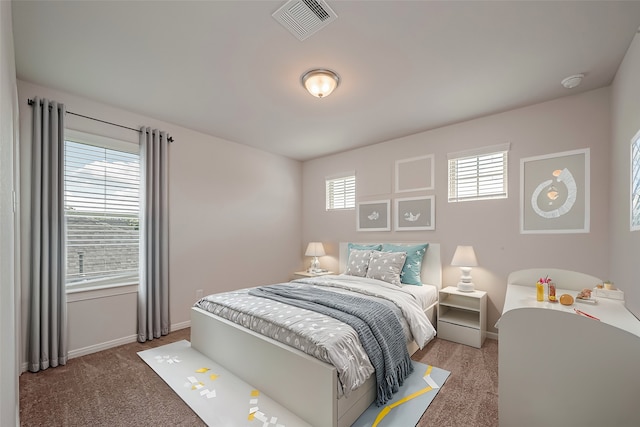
[401,282,438,311]
[194,275,435,397]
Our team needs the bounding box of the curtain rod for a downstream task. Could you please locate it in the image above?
[27,98,174,143]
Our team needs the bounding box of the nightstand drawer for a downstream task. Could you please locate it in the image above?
[437,320,483,348]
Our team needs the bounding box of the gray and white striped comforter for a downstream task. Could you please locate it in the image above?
[194,274,436,396]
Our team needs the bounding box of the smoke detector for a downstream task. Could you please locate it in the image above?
[561,74,584,89]
[273,0,337,41]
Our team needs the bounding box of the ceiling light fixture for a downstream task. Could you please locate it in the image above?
[301,69,340,98]
[561,74,584,89]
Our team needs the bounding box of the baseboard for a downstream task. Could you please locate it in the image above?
[68,320,191,358]
[171,320,191,331]
[69,334,139,359]
[21,320,192,373]
[486,331,498,341]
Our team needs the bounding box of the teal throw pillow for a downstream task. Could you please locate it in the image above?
[381,243,429,285]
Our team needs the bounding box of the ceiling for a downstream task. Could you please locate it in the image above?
[11,1,640,161]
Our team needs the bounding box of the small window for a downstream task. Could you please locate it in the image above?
[632,130,640,231]
[448,143,509,202]
[64,130,140,290]
[326,174,355,210]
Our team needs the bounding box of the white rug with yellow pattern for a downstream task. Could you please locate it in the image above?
[139,340,449,427]
[351,360,450,427]
[138,340,312,427]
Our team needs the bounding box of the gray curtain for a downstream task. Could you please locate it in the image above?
[28,97,68,372]
[137,127,170,342]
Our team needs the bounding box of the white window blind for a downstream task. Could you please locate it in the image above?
[326,174,355,210]
[64,135,140,289]
[632,131,640,231]
[448,143,509,202]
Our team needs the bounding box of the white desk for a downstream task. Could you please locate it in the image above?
[499,283,640,338]
[498,274,640,427]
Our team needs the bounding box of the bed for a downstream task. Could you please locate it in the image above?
[190,242,441,427]
[497,268,640,426]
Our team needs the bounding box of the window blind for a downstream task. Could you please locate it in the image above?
[326,175,355,210]
[632,133,640,230]
[64,139,140,287]
[448,144,509,202]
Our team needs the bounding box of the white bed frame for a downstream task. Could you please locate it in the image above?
[191,242,441,427]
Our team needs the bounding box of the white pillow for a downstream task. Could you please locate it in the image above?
[365,251,407,286]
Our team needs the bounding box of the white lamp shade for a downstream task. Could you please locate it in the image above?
[301,69,340,98]
[451,245,478,267]
[305,242,326,257]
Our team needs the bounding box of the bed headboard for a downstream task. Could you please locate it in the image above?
[338,242,442,289]
[507,268,602,292]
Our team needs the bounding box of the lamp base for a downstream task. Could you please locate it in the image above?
[308,256,320,273]
[457,282,475,292]
[456,266,475,292]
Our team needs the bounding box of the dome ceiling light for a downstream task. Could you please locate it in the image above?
[301,69,340,98]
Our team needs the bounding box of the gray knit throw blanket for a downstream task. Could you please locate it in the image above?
[249,284,413,406]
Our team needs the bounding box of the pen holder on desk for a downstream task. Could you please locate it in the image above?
[536,282,544,301]
[548,281,557,302]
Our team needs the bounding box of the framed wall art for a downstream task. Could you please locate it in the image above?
[394,196,435,231]
[520,148,590,234]
[395,154,434,193]
[357,200,390,231]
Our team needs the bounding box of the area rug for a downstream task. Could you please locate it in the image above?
[139,340,449,427]
[138,340,312,426]
[351,360,450,427]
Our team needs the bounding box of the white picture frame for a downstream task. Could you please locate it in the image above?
[520,148,590,234]
[357,200,391,231]
[395,155,434,193]
[394,196,435,231]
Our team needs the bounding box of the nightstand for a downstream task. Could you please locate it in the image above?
[437,286,487,348]
[291,271,334,280]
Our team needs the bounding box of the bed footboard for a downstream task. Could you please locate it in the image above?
[191,307,339,427]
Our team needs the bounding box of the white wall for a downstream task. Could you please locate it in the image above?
[18,80,303,363]
[0,0,20,424]
[302,88,612,335]
[611,32,640,319]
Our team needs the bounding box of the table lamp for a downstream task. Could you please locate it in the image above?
[305,242,325,273]
[451,245,478,292]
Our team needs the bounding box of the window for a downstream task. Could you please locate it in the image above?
[326,173,355,210]
[632,130,640,231]
[64,130,140,290]
[448,143,509,202]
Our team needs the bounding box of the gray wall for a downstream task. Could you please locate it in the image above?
[18,80,303,361]
[302,87,613,335]
[0,1,19,425]
[611,32,640,318]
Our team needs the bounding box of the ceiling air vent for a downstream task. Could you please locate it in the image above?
[272,0,337,41]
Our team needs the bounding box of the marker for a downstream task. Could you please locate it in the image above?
[574,308,600,321]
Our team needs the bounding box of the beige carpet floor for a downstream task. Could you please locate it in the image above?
[19,329,498,426]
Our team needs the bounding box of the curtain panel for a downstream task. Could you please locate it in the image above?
[28,97,68,372]
[137,127,170,342]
